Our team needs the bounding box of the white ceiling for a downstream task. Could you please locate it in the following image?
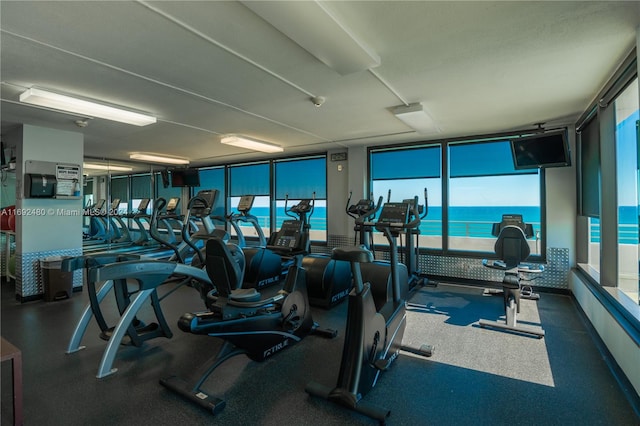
[1,1,638,168]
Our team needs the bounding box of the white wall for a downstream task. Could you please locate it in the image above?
[570,271,640,396]
[15,124,84,252]
[545,126,578,267]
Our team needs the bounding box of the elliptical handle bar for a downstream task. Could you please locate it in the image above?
[405,196,422,230]
[182,195,211,266]
[421,187,429,219]
[345,191,355,219]
[284,193,297,219]
[309,191,316,219]
[150,197,184,263]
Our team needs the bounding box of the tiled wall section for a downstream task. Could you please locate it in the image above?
[324,234,570,289]
[16,248,83,298]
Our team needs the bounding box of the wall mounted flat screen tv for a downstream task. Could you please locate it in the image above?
[171,168,200,187]
[510,130,571,170]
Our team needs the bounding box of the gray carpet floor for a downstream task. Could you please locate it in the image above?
[1,279,639,425]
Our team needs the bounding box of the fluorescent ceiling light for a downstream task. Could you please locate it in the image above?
[129,153,189,165]
[19,88,156,126]
[242,0,379,75]
[83,162,133,172]
[221,135,283,153]
[392,103,440,135]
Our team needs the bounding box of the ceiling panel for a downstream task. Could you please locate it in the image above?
[1,1,638,165]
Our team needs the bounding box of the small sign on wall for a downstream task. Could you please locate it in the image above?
[55,164,81,197]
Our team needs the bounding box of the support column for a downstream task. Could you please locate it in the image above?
[6,125,84,301]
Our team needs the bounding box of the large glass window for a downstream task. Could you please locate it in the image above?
[274,156,327,242]
[131,174,151,214]
[615,78,639,304]
[110,176,129,212]
[448,141,541,255]
[370,146,442,248]
[229,163,270,237]
[576,51,640,312]
[578,115,602,274]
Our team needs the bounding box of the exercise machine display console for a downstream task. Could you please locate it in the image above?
[376,202,410,227]
[109,199,121,212]
[269,220,301,250]
[348,199,375,216]
[137,198,150,212]
[491,214,534,238]
[166,197,180,212]
[290,198,312,214]
[236,195,255,213]
[190,190,218,218]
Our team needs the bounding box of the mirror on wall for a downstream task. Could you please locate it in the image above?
[82,159,154,252]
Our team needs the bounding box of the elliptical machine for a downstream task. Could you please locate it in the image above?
[266,193,314,257]
[399,188,437,291]
[241,194,315,290]
[305,200,433,423]
[346,192,383,251]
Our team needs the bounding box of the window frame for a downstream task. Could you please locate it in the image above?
[368,133,549,261]
[273,155,328,243]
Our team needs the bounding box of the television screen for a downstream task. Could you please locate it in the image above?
[171,168,200,187]
[511,130,571,170]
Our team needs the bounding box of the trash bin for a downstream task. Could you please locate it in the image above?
[40,256,73,301]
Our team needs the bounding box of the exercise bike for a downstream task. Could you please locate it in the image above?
[479,214,545,338]
[160,237,336,415]
[305,200,433,423]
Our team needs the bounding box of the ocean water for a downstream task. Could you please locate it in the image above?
[245,205,639,243]
[249,205,540,238]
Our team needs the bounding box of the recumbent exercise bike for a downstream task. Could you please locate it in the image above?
[160,237,336,415]
[479,214,545,338]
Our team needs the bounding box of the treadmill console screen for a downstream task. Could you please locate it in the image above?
[137,198,150,211]
[190,190,218,218]
[237,195,255,213]
[166,197,180,211]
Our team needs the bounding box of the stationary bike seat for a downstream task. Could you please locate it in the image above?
[229,288,261,303]
[331,246,374,263]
